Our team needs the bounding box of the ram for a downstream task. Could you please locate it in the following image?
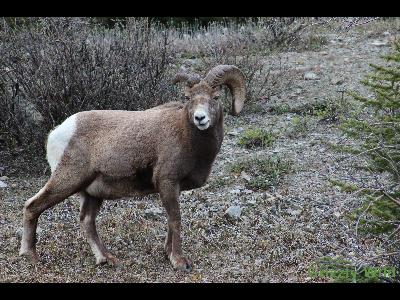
[19,65,246,272]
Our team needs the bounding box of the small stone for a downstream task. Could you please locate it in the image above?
[270,95,279,102]
[230,189,241,194]
[0,180,7,188]
[227,127,244,136]
[371,40,388,47]
[243,189,253,194]
[255,259,263,266]
[304,72,320,80]
[287,209,302,216]
[331,77,344,85]
[247,198,257,205]
[333,211,341,218]
[144,207,163,220]
[240,171,251,182]
[224,206,243,220]
[383,31,390,36]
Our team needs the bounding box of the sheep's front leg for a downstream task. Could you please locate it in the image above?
[159,180,192,272]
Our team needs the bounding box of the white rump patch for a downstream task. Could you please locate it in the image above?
[46,114,77,173]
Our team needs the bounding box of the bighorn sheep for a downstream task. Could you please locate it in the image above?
[19,65,246,272]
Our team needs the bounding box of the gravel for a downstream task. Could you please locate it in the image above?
[0,26,397,283]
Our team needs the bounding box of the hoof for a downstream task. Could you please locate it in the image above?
[170,254,193,272]
[19,249,39,264]
[96,253,120,266]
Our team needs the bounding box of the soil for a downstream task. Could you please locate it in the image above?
[0,25,399,282]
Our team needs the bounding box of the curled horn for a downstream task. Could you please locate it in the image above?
[172,73,201,87]
[204,65,246,116]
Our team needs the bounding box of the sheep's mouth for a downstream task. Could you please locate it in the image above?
[196,120,210,130]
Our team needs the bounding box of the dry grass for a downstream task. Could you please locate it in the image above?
[1,17,400,282]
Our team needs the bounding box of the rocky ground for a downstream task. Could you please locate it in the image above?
[0,24,399,282]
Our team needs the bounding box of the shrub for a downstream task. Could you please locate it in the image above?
[238,128,275,149]
[286,115,313,138]
[336,40,400,235]
[230,155,291,191]
[0,17,178,154]
[174,18,321,113]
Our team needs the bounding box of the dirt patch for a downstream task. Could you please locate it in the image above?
[1,26,399,282]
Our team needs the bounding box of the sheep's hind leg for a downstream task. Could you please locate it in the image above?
[19,186,47,264]
[19,174,86,263]
[79,192,119,266]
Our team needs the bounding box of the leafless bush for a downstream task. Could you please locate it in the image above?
[171,18,319,111]
[1,17,377,156]
[0,17,178,153]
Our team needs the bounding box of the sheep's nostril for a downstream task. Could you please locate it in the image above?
[195,115,205,122]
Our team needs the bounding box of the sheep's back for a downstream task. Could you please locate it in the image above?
[74,108,184,177]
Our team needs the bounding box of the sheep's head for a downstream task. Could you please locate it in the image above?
[173,65,246,131]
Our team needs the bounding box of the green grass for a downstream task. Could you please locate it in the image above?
[238,128,275,149]
[270,98,349,123]
[207,176,229,190]
[286,116,313,138]
[330,179,400,235]
[229,156,292,191]
[309,256,388,283]
[348,196,400,234]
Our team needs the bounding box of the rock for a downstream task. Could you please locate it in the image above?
[294,66,312,73]
[331,77,344,85]
[294,88,303,95]
[247,198,257,205]
[270,95,279,102]
[383,31,391,36]
[227,127,244,136]
[371,40,388,47]
[240,171,251,182]
[182,58,201,69]
[229,188,241,195]
[333,211,341,218]
[0,180,7,188]
[304,72,320,80]
[144,207,163,220]
[243,189,253,194]
[0,176,9,180]
[224,206,243,220]
[287,209,302,216]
